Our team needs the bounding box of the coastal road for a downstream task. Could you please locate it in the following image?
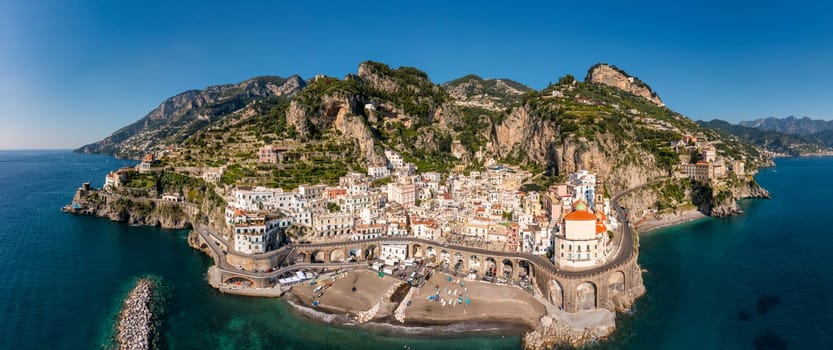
[196,227,367,279]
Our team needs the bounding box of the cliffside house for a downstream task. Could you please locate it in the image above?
[137,154,154,173]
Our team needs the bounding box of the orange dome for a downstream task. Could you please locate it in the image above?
[565,210,596,221]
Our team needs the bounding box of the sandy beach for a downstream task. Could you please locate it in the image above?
[291,269,402,319]
[289,269,546,329]
[634,208,706,233]
[403,272,546,328]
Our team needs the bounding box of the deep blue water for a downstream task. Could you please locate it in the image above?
[0,151,830,349]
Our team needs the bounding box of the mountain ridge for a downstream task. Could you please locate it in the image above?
[77,75,307,156]
[77,61,770,194]
[739,116,833,147]
[697,119,832,156]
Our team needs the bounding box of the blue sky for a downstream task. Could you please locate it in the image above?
[2,0,832,149]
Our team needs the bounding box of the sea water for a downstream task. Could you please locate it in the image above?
[1,151,830,349]
[0,151,516,349]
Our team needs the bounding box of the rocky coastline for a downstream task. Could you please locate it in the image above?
[63,185,194,229]
[115,278,157,350]
[707,180,771,218]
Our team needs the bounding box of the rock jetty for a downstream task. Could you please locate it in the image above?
[116,278,156,350]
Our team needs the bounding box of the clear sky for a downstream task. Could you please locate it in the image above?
[2,0,832,149]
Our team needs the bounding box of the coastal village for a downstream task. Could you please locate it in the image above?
[59,60,775,350]
[82,141,648,348]
[79,126,757,348]
[78,125,756,349]
[103,145,628,271]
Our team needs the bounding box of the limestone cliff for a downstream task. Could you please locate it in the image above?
[492,103,665,194]
[586,64,663,107]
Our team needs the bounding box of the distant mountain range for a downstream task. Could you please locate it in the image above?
[697,119,832,156]
[737,116,833,150]
[739,116,833,136]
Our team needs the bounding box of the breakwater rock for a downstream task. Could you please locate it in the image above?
[522,310,616,350]
[116,278,157,350]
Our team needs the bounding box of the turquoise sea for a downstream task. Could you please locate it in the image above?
[0,150,830,349]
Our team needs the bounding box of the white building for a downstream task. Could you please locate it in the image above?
[161,193,182,202]
[463,219,491,239]
[384,150,405,169]
[381,243,408,261]
[202,168,223,184]
[367,166,390,180]
[231,187,278,211]
[352,224,385,240]
[387,183,416,208]
[104,172,123,190]
[232,217,281,254]
[410,218,439,240]
[299,184,327,200]
[312,211,354,238]
[569,170,597,207]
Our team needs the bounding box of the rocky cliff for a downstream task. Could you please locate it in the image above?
[586,64,663,107]
[700,180,771,217]
[492,102,665,194]
[66,188,195,229]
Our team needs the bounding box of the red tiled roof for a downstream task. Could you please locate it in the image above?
[564,210,596,221]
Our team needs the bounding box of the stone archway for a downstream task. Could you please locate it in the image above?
[330,249,345,262]
[440,250,450,267]
[295,252,308,263]
[412,244,424,258]
[518,260,531,280]
[311,250,327,263]
[224,276,255,287]
[453,252,465,273]
[469,255,481,274]
[424,246,437,264]
[550,280,564,310]
[576,282,597,311]
[349,248,362,261]
[502,259,514,280]
[365,245,379,260]
[484,257,497,278]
